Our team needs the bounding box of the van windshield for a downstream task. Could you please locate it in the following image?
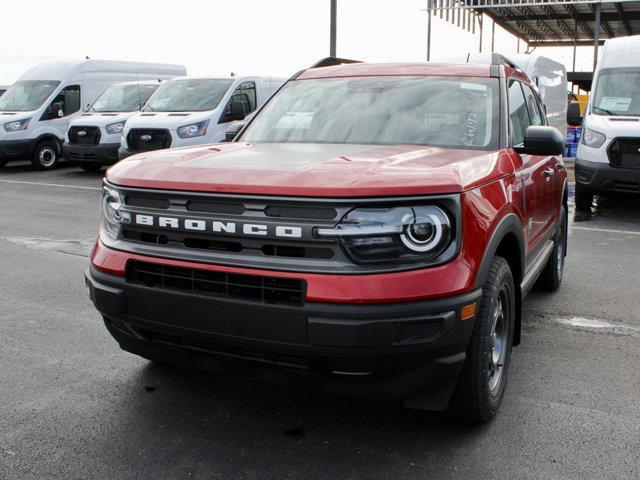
[92,83,159,112]
[241,76,499,149]
[0,80,60,111]
[593,67,640,116]
[143,79,233,112]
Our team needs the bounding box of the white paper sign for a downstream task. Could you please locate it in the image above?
[599,97,632,111]
[275,112,314,129]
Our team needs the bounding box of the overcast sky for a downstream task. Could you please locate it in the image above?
[0,0,598,85]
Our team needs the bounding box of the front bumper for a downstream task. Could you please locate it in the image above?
[86,264,481,410]
[63,142,120,165]
[0,138,37,160]
[575,157,640,195]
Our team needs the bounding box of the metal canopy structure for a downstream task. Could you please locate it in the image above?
[425,0,640,75]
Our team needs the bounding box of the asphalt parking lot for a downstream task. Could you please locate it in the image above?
[1,161,639,480]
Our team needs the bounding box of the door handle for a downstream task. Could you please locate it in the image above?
[543,167,555,178]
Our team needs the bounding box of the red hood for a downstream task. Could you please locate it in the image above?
[107,142,510,197]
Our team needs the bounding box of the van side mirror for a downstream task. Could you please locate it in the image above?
[229,100,246,121]
[567,102,582,126]
[224,121,246,142]
[514,126,565,156]
[51,102,64,118]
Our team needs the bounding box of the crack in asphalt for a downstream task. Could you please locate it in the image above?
[3,237,94,258]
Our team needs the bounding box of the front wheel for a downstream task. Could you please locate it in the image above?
[450,256,515,423]
[575,186,593,212]
[32,140,60,170]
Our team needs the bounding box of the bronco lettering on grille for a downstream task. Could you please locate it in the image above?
[133,214,303,238]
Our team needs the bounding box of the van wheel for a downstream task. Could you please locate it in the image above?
[80,164,102,172]
[32,140,60,170]
[537,206,567,292]
[575,187,593,212]
[450,256,515,423]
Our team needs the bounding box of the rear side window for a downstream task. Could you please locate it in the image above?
[508,80,531,146]
[521,83,544,126]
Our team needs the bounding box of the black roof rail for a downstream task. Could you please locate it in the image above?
[309,57,362,69]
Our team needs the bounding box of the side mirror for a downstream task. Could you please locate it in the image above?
[567,102,582,127]
[229,100,246,121]
[51,102,64,118]
[514,126,565,156]
[224,121,246,142]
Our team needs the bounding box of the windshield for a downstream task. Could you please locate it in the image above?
[144,78,233,112]
[593,68,640,116]
[0,80,60,111]
[241,76,499,149]
[92,83,159,112]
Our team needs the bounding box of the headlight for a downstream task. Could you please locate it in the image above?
[101,185,129,239]
[177,120,209,139]
[315,205,456,266]
[4,117,30,132]
[582,128,606,148]
[105,121,125,135]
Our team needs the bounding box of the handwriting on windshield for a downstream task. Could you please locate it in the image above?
[461,113,480,147]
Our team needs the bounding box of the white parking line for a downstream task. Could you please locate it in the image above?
[0,178,100,191]
[571,226,640,236]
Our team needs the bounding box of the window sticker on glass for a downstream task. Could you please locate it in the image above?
[599,97,632,111]
[275,112,314,129]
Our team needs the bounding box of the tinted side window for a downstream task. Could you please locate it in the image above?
[42,85,81,120]
[521,83,543,126]
[508,80,530,146]
[219,82,257,124]
[236,82,257,113]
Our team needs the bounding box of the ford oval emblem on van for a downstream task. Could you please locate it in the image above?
[77,131,86,136]
[140,134,153,142]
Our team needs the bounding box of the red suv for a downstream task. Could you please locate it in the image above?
[86,57,567,422]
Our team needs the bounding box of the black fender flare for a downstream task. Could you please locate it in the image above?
[474,213,525,346]
[473,213,525,290]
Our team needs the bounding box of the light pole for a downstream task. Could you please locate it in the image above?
[330,0,337,57]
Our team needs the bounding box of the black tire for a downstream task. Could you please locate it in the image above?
[575,186,593,212]
[450,256,515,423]
[32,140,60,170]
[80,164,102,172]
[537,206,567,292]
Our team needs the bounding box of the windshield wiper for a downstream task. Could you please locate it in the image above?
[594,107,620,116]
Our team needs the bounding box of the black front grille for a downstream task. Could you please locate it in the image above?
[126,261,306,306]
[127,129,171,152]
[608,138,640,170]
[121,228,335,260]
[69,126,100,145]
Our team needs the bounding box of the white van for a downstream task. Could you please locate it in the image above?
[0,59,186,169]
[574,35,640,210]
[119,75,285,159]
[450,53,568,134]
[63,80,174,172]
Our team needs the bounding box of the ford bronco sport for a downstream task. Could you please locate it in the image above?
[86,56,567,422]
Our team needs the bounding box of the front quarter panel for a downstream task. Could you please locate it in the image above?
[461,157,525,288]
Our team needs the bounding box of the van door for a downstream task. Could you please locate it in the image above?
[40,84,82,140]
[508,79,552,260]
